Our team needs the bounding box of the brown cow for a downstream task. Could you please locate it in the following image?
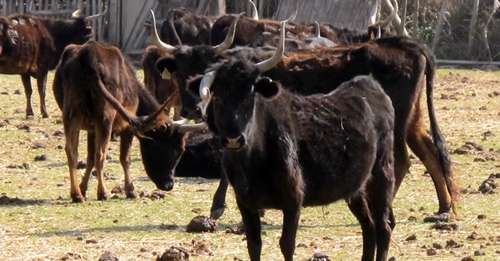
[0,5,106,119]
[52,40,205,203]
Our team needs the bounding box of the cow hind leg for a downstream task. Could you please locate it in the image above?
[36,71,49,118]
[119,128,138,199]
[406,110,455,221]
[347,195,376,261]
[21,75,34,118]
[80,132,96,199]
[64,118,85,203]
[94,119,114,201]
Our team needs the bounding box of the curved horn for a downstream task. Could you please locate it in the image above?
[178,122,208,133]
[150,10,176,54]
[248,0,259,20]
[171,119,190,125]
[84,4,109,22]
[71,0,84,19]
[256,21,285,72]
[380,0,398,28]
[314,21,320,38]
[283,1,298,23]
[213,12,244,54]
[199,71,216,102]
[376,24,382,38]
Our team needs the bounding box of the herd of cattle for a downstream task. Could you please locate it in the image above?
[0,1,461,260]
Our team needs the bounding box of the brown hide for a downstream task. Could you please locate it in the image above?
[142,46,181,120]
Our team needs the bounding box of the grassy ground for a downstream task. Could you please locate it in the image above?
[0,69,499,260]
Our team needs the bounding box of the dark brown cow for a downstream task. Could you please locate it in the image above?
[152,18,458,222]
[0,6,106,119]
[52,40,203,203]
[142,45,182,119]
[187,35,396,259]
[209,0,397,48]
[159,8,216,46]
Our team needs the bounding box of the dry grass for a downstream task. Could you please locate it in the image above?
[0,69,499,260]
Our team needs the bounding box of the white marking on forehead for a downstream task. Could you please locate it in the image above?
[19,18,25,25]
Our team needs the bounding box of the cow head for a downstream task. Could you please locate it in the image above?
[150,10,241,120]
[186,22,285,149]
[69,2,108,42]
[129,102,207,191]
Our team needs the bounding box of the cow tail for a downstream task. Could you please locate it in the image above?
[81,45,144,130]
[424,50,460,209]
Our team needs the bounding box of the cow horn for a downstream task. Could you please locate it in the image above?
[256,21,285,72]
[150,10,176,54]
[314,21,320,38]
[380,0,398,29]
[199,71,216,102]
[178,122,208,133]
[283,1,298,23]
[248,0,259,20]
[71,0,84,19]
[213,12,244,54]
[84,4,109,22]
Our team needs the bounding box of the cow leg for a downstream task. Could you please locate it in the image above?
[368,153,395,261]
[210,169,228,219]
[119,128,138,199]
[347,195,376,261]
[80,131,96,199]
[237,198,262,261]
[280,207,301,261]
[36,71,50,118]
[20,75,34,118]
[94,119,113,201]
[406,106,453,221]
[64,118,85,203]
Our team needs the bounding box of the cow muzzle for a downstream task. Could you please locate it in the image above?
[222,136,246,149]
[155,180,174,191]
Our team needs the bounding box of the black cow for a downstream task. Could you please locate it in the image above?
[0,5,106,119]
[186,40,396,260]
[52,40,205,203]
[151,18,458,222]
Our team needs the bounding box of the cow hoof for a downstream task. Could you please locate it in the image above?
[210,207,226,220]
[71,195,85,203]
[42,114,50,119]
[126,191,139,199]
[97,193,109,201]
[423,213,450,223]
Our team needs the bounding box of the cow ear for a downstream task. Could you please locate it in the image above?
[155,57,177,75]
[254,77,280,99]
[186,75,204,98]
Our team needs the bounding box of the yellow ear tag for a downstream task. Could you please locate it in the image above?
[161,69,171,80]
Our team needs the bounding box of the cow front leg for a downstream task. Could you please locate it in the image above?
[119,128,138,199]
[210,169,229,219]
[20,75,34,118]
[237,198,262,261]
[36,71,49,118]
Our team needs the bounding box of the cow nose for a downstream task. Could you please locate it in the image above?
[156,180,174,191]
[180,108,190,119]
[222,136,246,149]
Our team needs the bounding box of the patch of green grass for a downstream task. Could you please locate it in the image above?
[0,70,500,260]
